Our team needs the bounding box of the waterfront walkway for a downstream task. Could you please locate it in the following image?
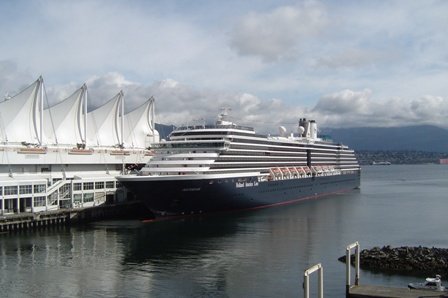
[349,285,448,297]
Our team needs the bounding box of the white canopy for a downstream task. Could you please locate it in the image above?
[1,78,159,149]
[122,97,159,148]
[43,85,86,145]
[0,77,43,145]
[86,92,123,147]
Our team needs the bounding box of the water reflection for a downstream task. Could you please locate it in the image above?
[4,164,446,297]
[119,194,360,297]
[0,194,359,297]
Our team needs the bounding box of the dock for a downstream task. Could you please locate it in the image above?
[0,200,152,233]
[349,285,448,297]
[303,241,448,298]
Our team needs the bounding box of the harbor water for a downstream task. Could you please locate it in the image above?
[1,164,448,297]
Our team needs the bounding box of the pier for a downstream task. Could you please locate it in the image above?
[0,210,69,232]
[0,200,151,233]
[303,241,448,298]
[349,285,448,297]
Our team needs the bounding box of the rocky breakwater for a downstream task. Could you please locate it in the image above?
[339,245,448,277]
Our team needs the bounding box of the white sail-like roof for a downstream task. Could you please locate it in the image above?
[0,77,43,145]
[43,85,86,146]
[86,92,123,147]
[122,97,159,148]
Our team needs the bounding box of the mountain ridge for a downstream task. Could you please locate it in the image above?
[322,125,448,152]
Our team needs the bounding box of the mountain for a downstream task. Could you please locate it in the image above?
[322,125,448,152]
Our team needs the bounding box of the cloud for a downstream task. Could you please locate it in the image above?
[311,89,448,128]
[229,1,327,61]
[314,49,397,69]
[313,89,372,115]
[2,0,447,112]
[410,95,448,124]
[0,60,34,94]
[2,63,447,134]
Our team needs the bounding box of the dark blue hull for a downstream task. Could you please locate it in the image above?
[122,172,361,216]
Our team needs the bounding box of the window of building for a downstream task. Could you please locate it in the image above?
[0,187,2,196]
[116,181,122,188]
[73,183,82,191]
[34,184,46,193]
[106,181,115,189]
[83,182,94,190]
[95,182,104,189]
[34,197,46,207]
[19,185,32,194]
[73,194,82,203]
[4,186,18,195]
[83,193,94,202]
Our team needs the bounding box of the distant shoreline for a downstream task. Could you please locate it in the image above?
[356,150,448,165]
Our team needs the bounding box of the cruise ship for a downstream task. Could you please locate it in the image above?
[0,77,159,216]
[117,110,360,216]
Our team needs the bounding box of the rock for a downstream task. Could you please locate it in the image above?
[338,245,448,277]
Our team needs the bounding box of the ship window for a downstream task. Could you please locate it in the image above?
[73,183,82,191]
[4,186,17,195]
[34,196,46,207]
[83,182,94,190]
[19,185,32,194]
[95,182,104,189]
[34,184,46,193]
[106,181,115,188]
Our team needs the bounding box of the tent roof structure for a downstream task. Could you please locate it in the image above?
[0,78,159,149]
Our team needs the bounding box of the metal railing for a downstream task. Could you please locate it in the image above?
[303,263,323,298]
[346,241,360,297]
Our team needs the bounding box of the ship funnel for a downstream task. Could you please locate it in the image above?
[309,120,317,139]
[299,118,309,137]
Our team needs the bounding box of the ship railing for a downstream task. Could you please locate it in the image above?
[175,124,254,132]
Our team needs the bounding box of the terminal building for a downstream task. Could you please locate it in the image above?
[0,77,159,215]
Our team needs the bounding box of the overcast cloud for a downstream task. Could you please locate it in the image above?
[0,0,447,133]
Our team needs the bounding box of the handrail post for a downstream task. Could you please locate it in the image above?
[346,242,360,298]
[303,263,323,298]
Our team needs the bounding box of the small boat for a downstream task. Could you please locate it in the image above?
[371,161,391,165]
[408,275,446,291]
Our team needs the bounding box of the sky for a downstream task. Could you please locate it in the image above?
[0,0,447,133]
